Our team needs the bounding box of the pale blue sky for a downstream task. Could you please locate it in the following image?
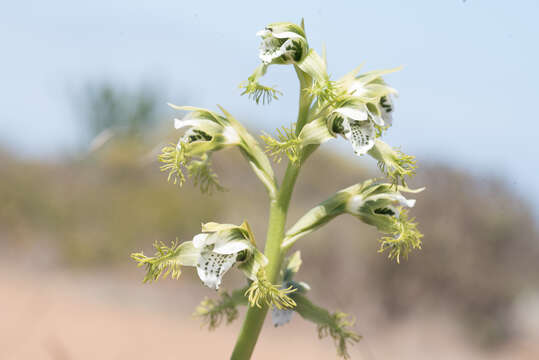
[1,0,538,212]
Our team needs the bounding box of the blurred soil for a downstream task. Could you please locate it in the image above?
[1,264,538,360]
[2,147,539,359]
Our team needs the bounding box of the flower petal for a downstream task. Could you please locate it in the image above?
[271,31,303,39]
[271,307,294,327]
[380,95,394,126]
[369,193,416,208]
[256,29,271,37]
[213,239,249,255]
[192,233,210,248]
[196,250,236,290]
[343,120,376,156]
[259,37,285,64]
[334,107,368,121]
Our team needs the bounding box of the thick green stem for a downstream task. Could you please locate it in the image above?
[230,164,300,360]
[230,64,313,360]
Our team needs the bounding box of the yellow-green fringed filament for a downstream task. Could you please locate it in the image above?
[244,270,297,310]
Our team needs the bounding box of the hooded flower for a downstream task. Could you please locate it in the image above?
[345,181,424,262]
[282,180,424,262]
[193,222,268,290]
[330,99,376,156]
[162,105,277,196]
[345,182,418,233]
[344,67,399,128]
[173,107,241,157]
[131,221,268,290]
[257,22,308,65]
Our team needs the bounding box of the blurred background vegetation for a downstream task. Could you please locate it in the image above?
[1,82,538,357]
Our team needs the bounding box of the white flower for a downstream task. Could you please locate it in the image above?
[191,222,268,290]
[345,182,421,234]
[331,105,376,156]
[256,23,308,65]
[174,115,240,150]
[193,232,249,290]
[131,222,267,289]
[340,67,399,128]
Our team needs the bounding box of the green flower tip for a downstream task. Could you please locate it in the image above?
[194,292,239,331]
[131,239,184,283]
[318,311,362,360]
[305,78,342,105]
[378,149,417,187]
[260,125,301,164]
[158,143,225,194]
[240,81,282,105]
[245,270,297,310]
[369,140,417,186]
[159,143,187,186]
[377,208,423,263]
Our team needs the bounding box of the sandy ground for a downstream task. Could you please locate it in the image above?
[1,266,537,360]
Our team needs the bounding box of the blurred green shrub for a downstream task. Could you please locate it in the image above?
[76,81,162,140]
[1,80,537,347]
[1,147,537,347]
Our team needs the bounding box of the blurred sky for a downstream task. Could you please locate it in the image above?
[1,0,538,213]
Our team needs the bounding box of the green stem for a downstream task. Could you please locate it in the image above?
[230,164,300,360]
[230,65,314,360]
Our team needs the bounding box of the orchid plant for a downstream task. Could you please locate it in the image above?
[132,20,424,359]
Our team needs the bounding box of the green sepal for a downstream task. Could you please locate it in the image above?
[201,221,260,255]
[217,105,277,198]
[296,49,328,83]
[355,66,402,86]
[282,250,302,280]
[298,116,335,146]
[264,22,306,40]
[282,187,351,250]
